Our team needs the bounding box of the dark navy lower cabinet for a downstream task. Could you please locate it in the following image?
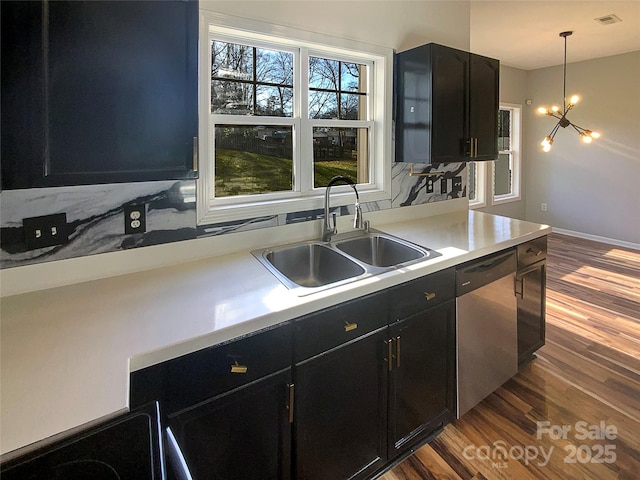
[294,328,389,480]
[167,369,292,480]
[129,272,458,480]
[130,322,294,480]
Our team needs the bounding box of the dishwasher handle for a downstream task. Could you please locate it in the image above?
[456,250,516,296]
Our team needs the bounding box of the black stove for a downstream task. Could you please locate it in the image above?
[0,402,165,480]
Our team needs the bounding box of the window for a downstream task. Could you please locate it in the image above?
[468,103,521,208]
[197,13,392,224]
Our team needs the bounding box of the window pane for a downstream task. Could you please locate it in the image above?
[214,125,293,197]
[494,153,512,196]
[309,57,368,120]
[498,109,511,151]
[211,41,253,80]
[309,91,338,119]
[211,41,293,116]
[211,80,253,115]
[255,48,293,85]
[309,57,339,90]
[313,127,368,187]
[256,85,293,116]
[341,62,366,93]
[341,93,366,120]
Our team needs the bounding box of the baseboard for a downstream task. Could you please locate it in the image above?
[551,228,640,251]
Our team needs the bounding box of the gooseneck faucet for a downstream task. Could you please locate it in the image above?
[322,175,364,242]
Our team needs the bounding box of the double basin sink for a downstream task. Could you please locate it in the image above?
[253,229,441,295]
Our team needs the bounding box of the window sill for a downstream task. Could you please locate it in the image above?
[197,187,390,226]
[492,194,521,206]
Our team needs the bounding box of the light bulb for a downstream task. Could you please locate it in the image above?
[542,143,552,152]
[537,107,548,115]
[581,133,592,144]
[570,95,580,105]
[551,105,560,113]
[590,131,601,139]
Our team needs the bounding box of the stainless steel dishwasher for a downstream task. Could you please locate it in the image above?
[455,249,517,418]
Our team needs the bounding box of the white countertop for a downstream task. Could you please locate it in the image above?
[0,210,550,456]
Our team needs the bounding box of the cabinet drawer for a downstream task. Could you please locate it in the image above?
[130,322,292,415]
[517,236,547,267]
[294,291,388,362]
[389,268,455,320]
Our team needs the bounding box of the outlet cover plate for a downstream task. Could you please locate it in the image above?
[124,205,147,234]
[23,213,68,250]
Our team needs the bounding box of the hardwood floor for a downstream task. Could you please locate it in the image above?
[380,233,640,480]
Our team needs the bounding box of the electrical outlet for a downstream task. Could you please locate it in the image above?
[23,213,68,250]
[426,178,434,193]
[541,203,548,212]
[124,204,146,234]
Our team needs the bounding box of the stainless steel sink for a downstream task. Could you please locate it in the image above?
[252,229,441,295]
[334,233,427,267]
[259,242,366,291]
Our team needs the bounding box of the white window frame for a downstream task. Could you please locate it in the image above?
[469,103,521,209]
[468,160,488,208]
[197,12,392,225]
[492,103,522,204]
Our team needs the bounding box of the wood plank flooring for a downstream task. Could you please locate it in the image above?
[380,233,640,480]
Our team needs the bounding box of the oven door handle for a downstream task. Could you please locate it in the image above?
[165,426,194,480]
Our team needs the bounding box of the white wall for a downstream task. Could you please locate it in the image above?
[201,1,471,52]
[524,51,640,245]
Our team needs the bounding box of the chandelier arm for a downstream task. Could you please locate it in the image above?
[570,123,587,134]
[549,122,562,139]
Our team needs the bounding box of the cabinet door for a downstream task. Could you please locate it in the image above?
[394,45,432,164]
[469,54,500,161]
[431,45,469,164]
[295,328,388,480]
[167,369,292,480]
[517,261,546,364]
[388,299,456,458]
[1,0,198,189]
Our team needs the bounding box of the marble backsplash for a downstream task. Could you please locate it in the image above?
[0,162,466,268]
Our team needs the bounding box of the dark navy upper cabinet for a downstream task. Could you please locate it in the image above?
[395,43,499,164]
[1,0,198,189]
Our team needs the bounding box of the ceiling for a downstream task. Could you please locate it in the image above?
[470,1,640,70]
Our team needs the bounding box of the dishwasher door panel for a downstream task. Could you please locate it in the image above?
[456,273,517,418]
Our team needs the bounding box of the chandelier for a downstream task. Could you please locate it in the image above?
[538,31,600,152]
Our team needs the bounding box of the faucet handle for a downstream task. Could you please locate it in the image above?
[332,212,337,234]
[353,203,364,229]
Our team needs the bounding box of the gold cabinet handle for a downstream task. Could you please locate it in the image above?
[385,339,394,372]
[287,383,295,424]
[396,336,401,368]
[230,360,248,374]
[425,291,436,301]
[344,321,358,332]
